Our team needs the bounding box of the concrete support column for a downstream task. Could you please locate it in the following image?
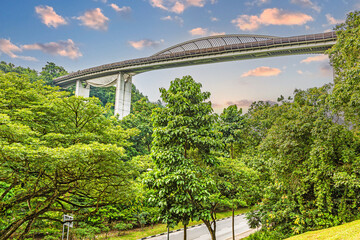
[75,80,90,97]
[114,72,132,119]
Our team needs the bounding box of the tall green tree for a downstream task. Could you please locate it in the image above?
[0,71,136,239]
[218,105,247,159]
[328,11,360,130]
[145,76,221,240]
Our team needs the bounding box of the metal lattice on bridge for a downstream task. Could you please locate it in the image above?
[152,34,279,56]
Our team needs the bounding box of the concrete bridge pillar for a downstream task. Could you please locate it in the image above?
[75,80,90,97]
[114,72,132,119]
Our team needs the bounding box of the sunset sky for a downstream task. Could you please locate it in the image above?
[0,0,358,112]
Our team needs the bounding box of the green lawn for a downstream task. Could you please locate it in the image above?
[100,208,250,240]
[285,220,360,240]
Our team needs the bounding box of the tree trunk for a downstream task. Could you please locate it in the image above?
[184,224,187,240]
[232,208,235,240]
[204,220,216,240]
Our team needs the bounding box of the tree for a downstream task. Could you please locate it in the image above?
[39,62,68,86]
[0,71,137,239]
[120,98,160,157]
[246,86,360,237]
[328,11,360,131]
[145,76,221,240]
[214,157,259,240]
[218,105,247,159]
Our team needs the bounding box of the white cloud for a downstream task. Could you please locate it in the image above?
[22,39,82,59]
[290,0,321,12]
[110,4,131,15]
[35,5,68,28]
[232,8,313,31]
[211,17,219,22]
[149,0,207,14]
[241,66,281,77]
[76,8,109,30]
[300,54,328,63]
[0,39,37,61]
[245,0,270,7]
[128,39,164,50]
[325,14,343,25]
[161,15,184,25]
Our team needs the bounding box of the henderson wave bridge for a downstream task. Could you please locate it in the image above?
[54,31,337,119]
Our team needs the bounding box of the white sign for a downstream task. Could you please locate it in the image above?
[63,215,73,228]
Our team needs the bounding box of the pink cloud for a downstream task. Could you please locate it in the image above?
[22,39,82,59]
[186,0,206,7]
[325,14,343,25]
[210,31,225,36]
[171,2,185,14]
[189,27,208,36]
[300,54,328,63]
[241,66,281,77]
[110,4,131,15]
[232,8,313,31]
[35,5,68,28]
[0,39,37,61]
[77,8,109,30]
[128,39,164,50]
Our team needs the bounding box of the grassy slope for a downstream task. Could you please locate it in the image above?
[101,208,250,240]
[286,220,360,240]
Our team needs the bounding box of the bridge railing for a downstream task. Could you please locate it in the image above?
[54,32,336,85]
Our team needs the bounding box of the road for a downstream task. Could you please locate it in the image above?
[144,214,251,240]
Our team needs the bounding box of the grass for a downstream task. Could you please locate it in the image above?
[100,208,250,240]
[285,220,360,240]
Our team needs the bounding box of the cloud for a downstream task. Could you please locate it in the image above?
[210,31,225,36]
[297,70,304,75]
[188,27,224,36]
[35,5,68,28]
[320,64,332,76]
[0,39,37,61]
[241,66,281,77]
[245,0,270,7]
[110,4,131,15]
[290,0,321,12]
[189,27,208,36]
[211,17,219,22]
[226,99,254,108]
[232,8,313,31]
[128,39,164,50]
[300,54,328,63]
[161,15,184,25]
[149,0,206,14]
[22,39,82,59]
[76,8,109,30]
[325,14,343,25]
[171,1,185,13]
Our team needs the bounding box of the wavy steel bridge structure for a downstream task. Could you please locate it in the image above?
[54,31,337,119]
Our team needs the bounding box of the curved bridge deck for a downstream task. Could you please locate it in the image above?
[54,31,336,87]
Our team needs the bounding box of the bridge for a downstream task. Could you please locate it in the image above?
[54,31,337,119]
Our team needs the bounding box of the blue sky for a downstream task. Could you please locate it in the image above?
[0,0,358,112]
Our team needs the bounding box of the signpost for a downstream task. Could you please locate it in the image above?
[62,215,73,240]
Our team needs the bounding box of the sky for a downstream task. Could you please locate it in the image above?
[0,0,359,112]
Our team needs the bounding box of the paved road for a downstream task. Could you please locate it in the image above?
[146,215,251,240]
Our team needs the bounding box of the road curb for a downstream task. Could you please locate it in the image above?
[138,214,245,240]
